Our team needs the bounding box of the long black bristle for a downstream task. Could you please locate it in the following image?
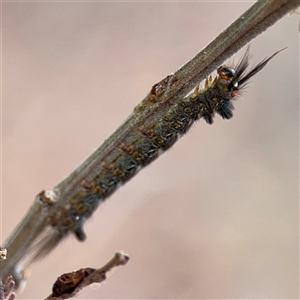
[238,47,286,86]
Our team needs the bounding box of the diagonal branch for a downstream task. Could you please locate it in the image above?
[1,0,299,290]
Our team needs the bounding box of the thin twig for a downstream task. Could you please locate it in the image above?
[1,0,299,289]
[44,252,129,300]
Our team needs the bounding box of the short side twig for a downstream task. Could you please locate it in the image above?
[44,252,129,300]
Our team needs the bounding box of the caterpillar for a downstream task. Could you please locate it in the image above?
[30,47,284,262]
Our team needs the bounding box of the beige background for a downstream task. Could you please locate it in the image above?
[2,1,299,299]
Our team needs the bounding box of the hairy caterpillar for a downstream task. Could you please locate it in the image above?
[30,47,284,262]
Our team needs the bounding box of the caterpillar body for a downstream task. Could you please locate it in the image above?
[31,47,284,262]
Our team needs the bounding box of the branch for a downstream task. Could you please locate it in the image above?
[1,0,299,289]
[44,252,129,300]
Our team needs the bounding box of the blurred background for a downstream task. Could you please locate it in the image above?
[2,1,299,299]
